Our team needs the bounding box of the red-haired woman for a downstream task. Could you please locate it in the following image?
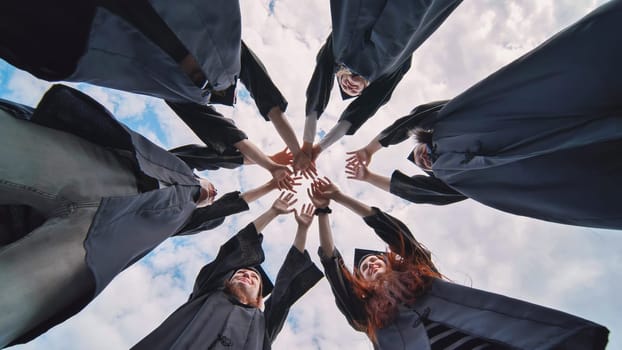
[308,178,609,349]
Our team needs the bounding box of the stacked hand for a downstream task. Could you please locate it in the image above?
[294,143,318,179]
[269,147,294,166]
[270,165,301,192]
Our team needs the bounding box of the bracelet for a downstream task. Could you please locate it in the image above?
[314,207,332,216]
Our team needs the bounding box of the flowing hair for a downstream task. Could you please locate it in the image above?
[342,225,441,342]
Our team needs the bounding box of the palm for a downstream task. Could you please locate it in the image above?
[307,187,329,208]
[272,192,297,214]
[345,161,368,181]
[270,148,293,165]
[295,203,315,228]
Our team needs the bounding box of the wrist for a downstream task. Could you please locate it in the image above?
[314,206,332,216]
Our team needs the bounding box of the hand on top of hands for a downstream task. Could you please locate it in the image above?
[294,143,318,180]
[269,147,293,166]
[270,165,301,192]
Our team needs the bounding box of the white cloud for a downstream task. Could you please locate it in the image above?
[2,1,620,349]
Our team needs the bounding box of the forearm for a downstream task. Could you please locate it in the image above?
[293,227,309,253]
[366,170,391,192]
[268,106,301,155]
[332,192,374,218]
[303,113,318,144]
[240,180,275,204]
[318,214,335,257]
[366,137,384,155]
[253,207,279,233]
[234,139,277,171]
[318,120,351,152]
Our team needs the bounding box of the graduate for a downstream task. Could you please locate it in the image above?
[133,194,323,349]
[298,0,462,167]
[0,0,313,181]
[308,178,609,349]
[347,0,622,230]
[0,85,291,347]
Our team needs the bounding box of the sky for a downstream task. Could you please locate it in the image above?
[1,0,620,349]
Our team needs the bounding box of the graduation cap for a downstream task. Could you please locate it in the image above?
[353,248,386,271]
[236,265,274,298]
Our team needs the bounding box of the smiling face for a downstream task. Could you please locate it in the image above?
[336,69,369,97]
[413,143,433,171]
[229,268,262,303]
[196,177,217,208]
[358,255,387,281]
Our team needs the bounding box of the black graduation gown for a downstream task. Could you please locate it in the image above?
[0,85,251,346]
[133,224,323,350]
[319,208,609,349]
[378,1,622,230]
[0,1,288,170]
[305,0,462,135]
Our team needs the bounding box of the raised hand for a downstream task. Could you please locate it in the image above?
[345,160,369,182]
[313,177,341,199]
[271,192,298,215]
[307,183,330,208]
[270,147,293,166]
[294,203,315,230]
[346,146,373,166]
[270,165,298,192]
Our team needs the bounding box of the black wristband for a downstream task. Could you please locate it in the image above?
[314,207,332,215]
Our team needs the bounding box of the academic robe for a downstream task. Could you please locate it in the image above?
[305,0,462,135]
[133,224,324,350]
[0,85,251,346]
[319,208,609,349]
[0,1,288,170]
[378,0,622,230]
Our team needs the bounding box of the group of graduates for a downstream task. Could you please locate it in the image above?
[0,0,620,348]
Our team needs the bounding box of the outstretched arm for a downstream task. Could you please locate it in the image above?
[312,177,374,218]
[345,159,390,192]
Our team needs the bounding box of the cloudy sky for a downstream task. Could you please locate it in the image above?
[1,0,620,349]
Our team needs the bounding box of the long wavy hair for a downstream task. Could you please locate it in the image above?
[343,228,441,342]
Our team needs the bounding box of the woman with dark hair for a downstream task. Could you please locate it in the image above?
[346,0,622,229]
[296,0,462,167]
[308,177,609,349]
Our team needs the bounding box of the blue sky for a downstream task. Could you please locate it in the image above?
[2,1,620,349]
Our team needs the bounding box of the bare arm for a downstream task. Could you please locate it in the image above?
[293,203,315,252]
[252,192,297,233]
[345,160,390,192]
[240,180,277,204]
[268,106,302,156]
[313,177,374,218]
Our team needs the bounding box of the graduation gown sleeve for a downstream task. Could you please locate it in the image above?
[305,35,337,119]
[340,59,411,135]
[238,41,289,120]
[377,100,447,147]
[390,170,467,205]
[176,191,250,236]
[318,247,368,332]
[263,247,324,343]
[190,223,265,298]
[168,144,244,171]
[362,207,437,272]
[165,100,248,154]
